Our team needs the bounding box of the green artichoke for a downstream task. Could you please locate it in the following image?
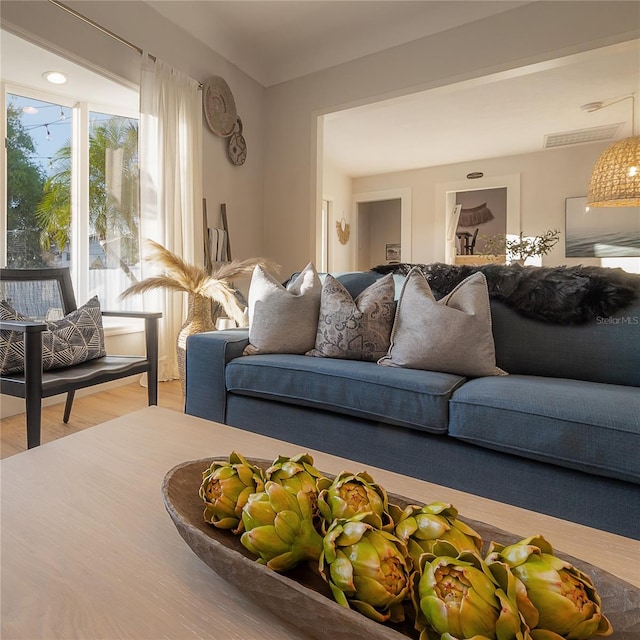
[318,470,392,531]
[265,453,330,529]
[486,536,612,639]
[199,452,264,534]
[392,502,483,566]
[319,513,411,623]
[414,541,529,640]
[240,480,324,571]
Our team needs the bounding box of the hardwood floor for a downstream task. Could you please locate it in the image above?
[1,380,184,459]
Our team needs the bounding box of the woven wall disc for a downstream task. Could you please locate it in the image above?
[203,76,237,137]
[227,117,247,166]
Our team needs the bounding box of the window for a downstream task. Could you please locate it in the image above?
[2,28,141,311]
[3,89,140,311]
[87,110,140,309]
[5,94,72,270]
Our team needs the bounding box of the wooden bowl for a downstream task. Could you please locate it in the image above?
[162,458,639,640]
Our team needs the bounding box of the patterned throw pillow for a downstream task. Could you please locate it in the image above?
[244,263,322,355]
[0,296,106,375]
[378,268,506,377]
[306,273,395,361]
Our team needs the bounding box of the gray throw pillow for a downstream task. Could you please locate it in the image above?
[307,273,395,361]
[0,296,106,375]
[378,268,506,377]
[244,263,322,355]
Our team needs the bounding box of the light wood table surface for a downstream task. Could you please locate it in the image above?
[1,406,638,639]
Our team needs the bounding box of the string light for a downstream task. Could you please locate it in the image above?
[20,104,71,142]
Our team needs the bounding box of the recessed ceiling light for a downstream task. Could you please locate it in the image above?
[22,106,39,114]
[43,71,67,85]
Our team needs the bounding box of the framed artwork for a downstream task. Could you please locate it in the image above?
[565,196,640,257]
[385,243,401,262]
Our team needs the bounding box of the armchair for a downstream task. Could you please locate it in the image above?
[0,268,161,449]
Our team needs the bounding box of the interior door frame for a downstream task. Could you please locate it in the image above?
[352,188,412,270]
[436,174,521,264]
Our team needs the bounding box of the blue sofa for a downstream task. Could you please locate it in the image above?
[185,269,640,539]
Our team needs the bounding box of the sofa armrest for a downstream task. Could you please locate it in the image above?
[185,328,249,423]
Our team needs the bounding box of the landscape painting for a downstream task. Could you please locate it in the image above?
[565,196,640,257]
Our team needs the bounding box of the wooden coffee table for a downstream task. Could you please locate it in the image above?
[2,407,638,639]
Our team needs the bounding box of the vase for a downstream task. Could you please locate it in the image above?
[177,293,216,394]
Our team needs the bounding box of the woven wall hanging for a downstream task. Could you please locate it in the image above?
[459,202,494,227]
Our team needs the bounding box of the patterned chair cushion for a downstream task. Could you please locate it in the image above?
[0,296,106,374]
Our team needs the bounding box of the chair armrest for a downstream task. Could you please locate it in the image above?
[101,311,162,319]
[0,320,47,333]
[101,311,161,386]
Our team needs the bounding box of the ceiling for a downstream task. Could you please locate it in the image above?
[143,1,530,88]
[2,2,639,178]
[323,40,640,176]
[143,0,639,177]
[0,29,138,112]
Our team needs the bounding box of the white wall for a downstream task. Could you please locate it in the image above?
[352,142,632,268]
[322,158,352,272]
[264,1,640,276]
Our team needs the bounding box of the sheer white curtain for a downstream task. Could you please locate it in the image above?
[139,54,203,381]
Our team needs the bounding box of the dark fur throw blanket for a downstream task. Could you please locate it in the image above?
[372,263,640,324]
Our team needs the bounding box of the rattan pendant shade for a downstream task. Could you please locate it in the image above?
[587,135,640,207]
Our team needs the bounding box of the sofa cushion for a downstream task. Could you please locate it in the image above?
[449,375,640,484]
[244,262,321,355]
[379,268,505,377]
[0,296,106,374]
[307,273,395,361]
[226,354,465,433]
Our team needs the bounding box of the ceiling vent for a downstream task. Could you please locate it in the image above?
[544,124,622,149]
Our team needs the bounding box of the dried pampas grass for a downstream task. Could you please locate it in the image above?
[120,239,278,325]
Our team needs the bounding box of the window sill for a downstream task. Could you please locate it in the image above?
[103,317,144,337]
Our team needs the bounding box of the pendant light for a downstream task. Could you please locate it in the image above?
[586,95,640,207]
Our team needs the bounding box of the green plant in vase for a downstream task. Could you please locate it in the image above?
[481,228,561,265]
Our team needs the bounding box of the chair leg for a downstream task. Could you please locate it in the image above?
[25,391,43,449]
[147,373,158,406]
[24,328,44,449]
[145,315,159,406]
[63,390,75,423]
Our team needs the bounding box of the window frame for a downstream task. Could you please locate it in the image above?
[2,81,139,310]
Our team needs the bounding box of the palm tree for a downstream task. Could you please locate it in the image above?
[36,117,140,279]
[5,103,47,267]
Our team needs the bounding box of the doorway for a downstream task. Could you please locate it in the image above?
[356,199,401,270]
[352,188,412,272]
[438,174,521,264]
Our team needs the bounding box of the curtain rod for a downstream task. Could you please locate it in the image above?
[47,0,203,88]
